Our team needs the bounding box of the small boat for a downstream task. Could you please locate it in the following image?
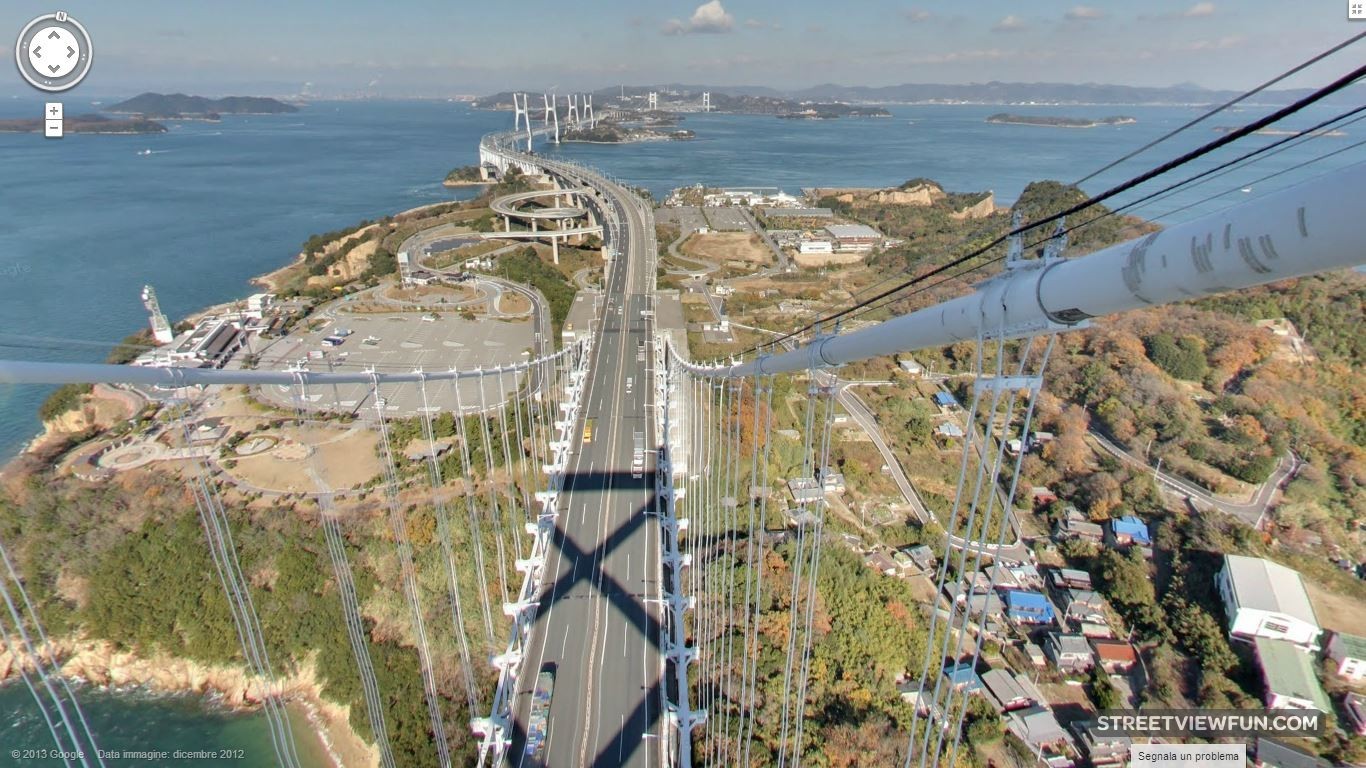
[1241,186,1252,193]
[137,149,152,156]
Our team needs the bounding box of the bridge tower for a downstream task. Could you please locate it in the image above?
[140,285,174,344]
[512,92,533,152]
[702,91,711,112]
[648,91,658,111]
[542,92,560,144]
[565,93,580,127]
[583,94,594,126]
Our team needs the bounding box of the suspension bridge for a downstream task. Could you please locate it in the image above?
[0,44,1364,768]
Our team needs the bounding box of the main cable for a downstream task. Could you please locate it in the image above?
[744,59,1366,357]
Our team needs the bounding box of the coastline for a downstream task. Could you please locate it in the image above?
[0,638,376,768]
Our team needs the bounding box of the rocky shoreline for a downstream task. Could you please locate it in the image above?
[0,638,376,768]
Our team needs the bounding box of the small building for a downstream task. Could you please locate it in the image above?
[1107,514,1152,547]
[1218,555,1322,649]
[1058,589,1109,626]
[1054,515,1104,543]
[1324,631,1366,681]
[1254,637,1332,713]
[409,270,439,286]
[980,668,1042,713]
[786,477,823,505]
[864,551,899,577]
[898,358,925,376]
[935,422,965,439]
[1344,692,1366,736]
[1254,738,1328,768]
[905,545,935,573]
[1031,486,1059,507]
[1006,705,1070,751]
[942,662,983,694]
[1078,621,1114,639]
[1090,639,1139,674]
[890,549,916,574]
[1050,567,1094,591]
[1022,640,1048,667]
[797,238,834,255]
[245,292,275,318]
[188,419,230,445]
[933,392,958,410]
[1045,633,1095,674]
[989,563,1043,592]
[1005,590,1055,625]
[1070,720,1131,768]
[967,592,1005,620]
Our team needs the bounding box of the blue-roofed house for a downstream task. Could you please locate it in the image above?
[933,392,958,410]
[1107,515,1152,547]
[942,662,983,693]
[1005,590,1055,625]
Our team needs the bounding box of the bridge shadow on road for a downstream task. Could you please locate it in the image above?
[504,468,670,767]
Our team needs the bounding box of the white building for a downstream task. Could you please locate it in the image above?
[798,238,833,255]
[245,293,275,318]
[1217,555,1322,650]
[1325,632,1366,681]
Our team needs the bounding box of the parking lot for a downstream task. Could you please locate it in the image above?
[255,308,537,416]
[656,205,709,234]
[702,206,752,232]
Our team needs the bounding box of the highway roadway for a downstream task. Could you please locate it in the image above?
[506,162,664,768]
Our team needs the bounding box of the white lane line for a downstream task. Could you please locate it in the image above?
[561,624,570,657]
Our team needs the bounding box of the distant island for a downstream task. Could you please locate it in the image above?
[0,113,166,135]
[107,92,299,119]
[562,124,694,144]
[777,105,892,120]
[986,113,1136,128]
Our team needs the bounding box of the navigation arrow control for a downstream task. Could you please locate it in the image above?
[15,13,94,92]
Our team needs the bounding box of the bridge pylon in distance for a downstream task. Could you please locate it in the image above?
[648,91,658,111]
[582,93,594,126]
[566,93,580,126]
[701,91,710,112]
[542,92,560,144]
[512,92,533,152]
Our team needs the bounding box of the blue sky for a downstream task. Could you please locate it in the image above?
[3,1,1358,96]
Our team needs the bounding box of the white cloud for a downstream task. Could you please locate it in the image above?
[1064,6,1105,21]
[662,1,735,35]
[992,14,1027,32]
[904,8,933,23]
[1182,2,1216,17]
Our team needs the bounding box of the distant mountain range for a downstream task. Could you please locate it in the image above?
[107,93,299,118]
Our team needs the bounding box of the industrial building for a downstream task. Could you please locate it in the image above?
[824,223,884,252]
[1217,555,1322,649]
[1254,637,1332,712]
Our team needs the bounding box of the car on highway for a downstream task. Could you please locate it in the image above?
[583,419,594,444]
